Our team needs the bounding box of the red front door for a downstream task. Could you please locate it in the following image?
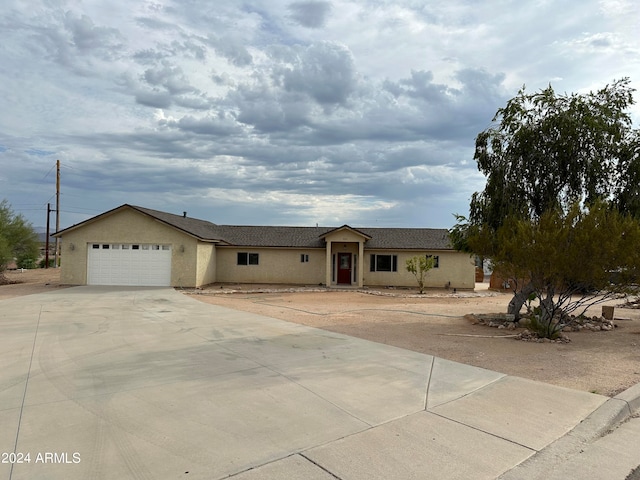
[337,253,352,284]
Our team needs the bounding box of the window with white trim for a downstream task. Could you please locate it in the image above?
[427,255,439,268]
[300,254,309,263]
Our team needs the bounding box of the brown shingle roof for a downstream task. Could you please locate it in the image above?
[211,225,331,247]
[215,226,452,250]
[358,228,452,249]
[56,204,453,250]
[130,205,220,240]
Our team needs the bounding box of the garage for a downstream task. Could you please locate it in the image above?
[87,243,172,286]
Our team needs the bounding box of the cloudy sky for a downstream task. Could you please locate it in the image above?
[1,0,638,230]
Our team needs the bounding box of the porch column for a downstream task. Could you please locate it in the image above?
[358,241,364,287]
[325,240,332,287]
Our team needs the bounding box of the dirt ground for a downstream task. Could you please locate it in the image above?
[0,268,69,299]
[188,283,640,397]
[2,269,640,397]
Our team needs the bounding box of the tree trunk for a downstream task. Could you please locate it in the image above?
[507,282,535,320]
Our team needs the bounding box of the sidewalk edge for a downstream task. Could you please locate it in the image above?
[498,382,640,480]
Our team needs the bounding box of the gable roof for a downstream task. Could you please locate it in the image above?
[320,225,372,241]
[54,204,222,241]
[56,204,453,250]
[130,205,220,240]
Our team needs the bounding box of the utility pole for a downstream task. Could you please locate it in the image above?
[55,159,60,268]
[45,203,51,269]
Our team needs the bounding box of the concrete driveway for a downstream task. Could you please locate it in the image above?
[0,287,610,479]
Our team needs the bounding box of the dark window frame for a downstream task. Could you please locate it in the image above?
[426,254,440,268]
[237,252,259,265]
[370,254,398,272]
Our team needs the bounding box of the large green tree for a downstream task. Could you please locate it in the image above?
[455,79,640,332]
[0,200,39,276]
[485,203,640,337]
[470,78,639,228]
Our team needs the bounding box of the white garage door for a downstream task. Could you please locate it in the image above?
[87,243,172,286]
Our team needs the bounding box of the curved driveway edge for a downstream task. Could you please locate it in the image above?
[0,286,619,479]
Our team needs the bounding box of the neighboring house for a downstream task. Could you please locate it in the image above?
[54,204,475,289]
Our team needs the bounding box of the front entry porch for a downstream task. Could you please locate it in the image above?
[321,226,371,288]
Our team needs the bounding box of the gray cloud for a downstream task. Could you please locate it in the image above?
[274,42,356,105]
[143,62,197,95]
[30,11,125,75]
[164,114,244,137]
[206,34,254,67]
[135,91,173,108]
[288,1,332,28]
[63,12,124,57]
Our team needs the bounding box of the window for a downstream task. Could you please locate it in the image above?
[237,252,259,265]
[122,244,130,250]
[112,244,120,250]
[102,244,110,249]
[92,244,99,249]
[301,254,309,263]
[132,245,140,250]
[142,245,149,250]
[426,255,439,268]
[370,254,397,272]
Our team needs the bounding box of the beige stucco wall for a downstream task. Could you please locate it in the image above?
[58,208,200,287]
[196,242,217,286]
[363,250,475,289]
[323,229,367,244]
[215,245,474,289]
[216,247,326,285]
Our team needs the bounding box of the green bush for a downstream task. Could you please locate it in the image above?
[16,255,36,269]
[528,307,562,339]
[38,258,57,268]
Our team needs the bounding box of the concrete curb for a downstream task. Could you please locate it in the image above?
[498,382,640,480]
[614,381,640,415]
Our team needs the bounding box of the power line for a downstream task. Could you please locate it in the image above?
[41,163,57,181]
[60,207,103,214]
[40,194,56,210]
